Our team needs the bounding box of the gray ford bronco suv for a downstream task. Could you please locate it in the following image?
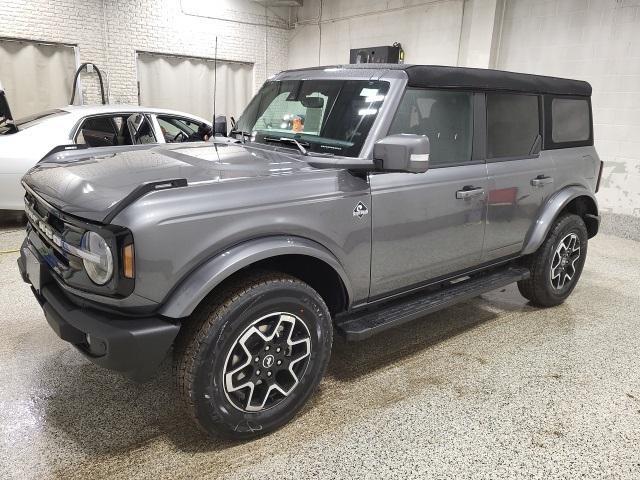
[18,64,602,439]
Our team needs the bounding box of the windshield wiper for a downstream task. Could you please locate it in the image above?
[229,129,252,143]
[263,136,309,156]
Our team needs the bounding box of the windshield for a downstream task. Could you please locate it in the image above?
[0,109,69,135]
[235,79,390,157]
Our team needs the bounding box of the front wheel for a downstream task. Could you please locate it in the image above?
[518,213,588,307]
[174,272,333,439]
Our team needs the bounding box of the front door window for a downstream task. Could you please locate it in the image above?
[388,89,473,167]
[157,116,205,143]
[126,113,156,145]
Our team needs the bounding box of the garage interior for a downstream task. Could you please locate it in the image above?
[1,0,639,478]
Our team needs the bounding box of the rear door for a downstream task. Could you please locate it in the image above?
[483,93,555,261]
[369,89,488,298]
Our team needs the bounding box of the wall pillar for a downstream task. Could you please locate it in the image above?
[457,0,505,68]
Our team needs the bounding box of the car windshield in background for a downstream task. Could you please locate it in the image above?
[0,109,69,135]
[235,79,390,157]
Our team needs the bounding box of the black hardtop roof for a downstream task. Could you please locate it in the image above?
[284,64,592,96]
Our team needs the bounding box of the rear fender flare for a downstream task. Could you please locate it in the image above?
[159,236,353,319]
[522,186,599,255]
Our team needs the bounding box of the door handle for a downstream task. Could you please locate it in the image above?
[531,175,554,187]
[456,186,485,199]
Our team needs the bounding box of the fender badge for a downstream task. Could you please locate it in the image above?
[353,201,369,218]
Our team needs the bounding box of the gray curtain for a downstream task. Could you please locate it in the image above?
[137,52,254,121]
[0,39,77,119]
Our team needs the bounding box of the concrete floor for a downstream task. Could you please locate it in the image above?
[0,221,639,479]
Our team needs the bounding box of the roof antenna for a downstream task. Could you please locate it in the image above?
[212,36,218,135]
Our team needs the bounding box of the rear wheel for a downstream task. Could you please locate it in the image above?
[174,272,332,439]
[518,213,588,307]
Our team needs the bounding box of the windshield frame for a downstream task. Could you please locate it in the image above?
[234,70,407,159]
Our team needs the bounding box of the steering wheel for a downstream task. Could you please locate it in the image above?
[172,131,188,143]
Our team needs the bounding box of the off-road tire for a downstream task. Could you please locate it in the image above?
[518,213,588,307]
[174,271,333,439]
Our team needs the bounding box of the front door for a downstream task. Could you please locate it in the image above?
[369,88,487,298]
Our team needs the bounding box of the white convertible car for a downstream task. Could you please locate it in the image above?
[0,88,211,211]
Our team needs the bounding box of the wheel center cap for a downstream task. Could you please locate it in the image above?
[262,354,275,368]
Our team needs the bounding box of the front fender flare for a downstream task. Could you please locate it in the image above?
[521,186,599,256]
[159,236,353,319]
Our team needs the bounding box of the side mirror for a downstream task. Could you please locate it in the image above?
[373,134,430,173]
[214,115,227,136]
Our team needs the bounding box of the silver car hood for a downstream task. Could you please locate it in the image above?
[22,141,316,223]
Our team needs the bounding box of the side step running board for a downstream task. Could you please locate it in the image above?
[335,266,530,341]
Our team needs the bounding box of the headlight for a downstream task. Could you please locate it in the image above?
[81,231,114,285]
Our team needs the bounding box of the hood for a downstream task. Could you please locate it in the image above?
[22,141,316,222]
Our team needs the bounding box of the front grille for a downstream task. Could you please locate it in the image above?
[24,196,62,253]
[23,189,84,280]
[25,189,65,234]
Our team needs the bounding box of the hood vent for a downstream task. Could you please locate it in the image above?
[103,178,188,224]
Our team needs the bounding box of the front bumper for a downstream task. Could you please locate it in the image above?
[18,242,180,381]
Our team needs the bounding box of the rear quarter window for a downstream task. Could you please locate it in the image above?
[551,98,590,143]
[544,96,592,149]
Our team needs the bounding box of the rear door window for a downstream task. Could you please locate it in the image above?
[75,114,157,146]
[76,116,118,147]
[486,93,540,159]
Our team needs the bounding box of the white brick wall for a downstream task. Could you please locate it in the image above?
[496,0,640,216]
[0,0,290,106]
